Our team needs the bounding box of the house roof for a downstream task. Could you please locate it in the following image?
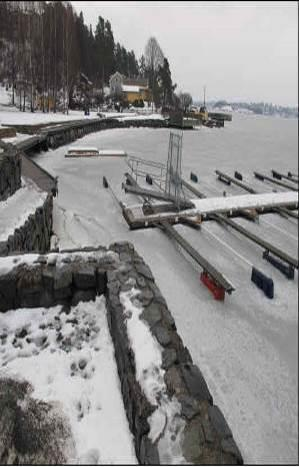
[122,85,141,93]
[123,77,148,87]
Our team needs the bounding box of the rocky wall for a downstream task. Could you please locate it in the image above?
[0,194,53,257]
[0,243,243,465]
[0,147,21,202]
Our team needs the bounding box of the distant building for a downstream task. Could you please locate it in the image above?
[109,72,150,103]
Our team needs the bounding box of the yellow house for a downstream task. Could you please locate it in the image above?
[122,84,150,103]
[109,72,150,103]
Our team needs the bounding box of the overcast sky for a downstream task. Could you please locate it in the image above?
[71,1,298,106]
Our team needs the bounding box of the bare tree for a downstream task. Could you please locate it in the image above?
[179,92,193,113]
[144,37,163,109]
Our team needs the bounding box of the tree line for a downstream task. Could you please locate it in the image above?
[0,1,191,113]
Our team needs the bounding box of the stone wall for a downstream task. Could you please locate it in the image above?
[0,194,53,257]
[0,147,21,201]
[0,243,243,465]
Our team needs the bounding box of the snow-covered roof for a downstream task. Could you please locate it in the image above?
[122,85,141,93]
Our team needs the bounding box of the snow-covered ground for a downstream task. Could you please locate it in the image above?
[32,113,298,464]
[0,107,100,126]
[0,297,137,464]
[0,178,47,242]
[1,132,34,145]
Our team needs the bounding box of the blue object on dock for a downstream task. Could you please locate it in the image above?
[190,172,198,183]
[262,250,295,279]
[234,171,243,181]
[251,267,274,298]
[146,174,153,185]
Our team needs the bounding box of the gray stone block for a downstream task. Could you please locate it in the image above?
[162,348,178,369]
[182,418,205,463]
[152,323,172,346]
[221,438,243,464]
[139,436,160,465]
[135,262,154,281]
[54,266,72,290]
[140,303,162,327]
[71,290,96,306]
[181,364,213,404]
[73,266,96,289]
[208,406,232,439]
[96,268,106,295]
[178,394,201,420]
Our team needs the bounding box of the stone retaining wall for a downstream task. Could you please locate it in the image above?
[0,194,53,257]
[0,126,16,138]
[0,147,21,201]
[44,118,167,150]
[0,243,243,465]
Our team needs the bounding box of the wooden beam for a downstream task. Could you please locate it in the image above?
[254,171,297,191]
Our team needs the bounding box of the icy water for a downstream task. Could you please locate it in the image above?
[35,113,298,465]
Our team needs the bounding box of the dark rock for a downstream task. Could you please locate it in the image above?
[96,269,107,295]
[208,406,232,439]
[152,324,171,346]
[42,269,55,290]
[181,364,213,404]
[78,358,87,370]
[221,438,243,464]
[73,266,96,290]
[140,303,162,327]
[178,394,201,420]
[182,418,205,463]
[71,290,96,306]
[136,288,154,306]
[139,435,160,465]
[201,417,215,443]
[54,266,72,290]
[15,328,28,339]
[164,366,186,397]
[135,263,154,281]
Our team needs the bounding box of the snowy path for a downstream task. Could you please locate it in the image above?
[33,119,298,464]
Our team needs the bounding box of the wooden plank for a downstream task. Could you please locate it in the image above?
[213,213,298,269]
[254,171,297,191]
[182,177,298,269]
[271,170,299,185]
[124,173,234,293]
[159,221,235,293]
[124,174,194,209]
[215,170,298,219]
[215,170,256,193]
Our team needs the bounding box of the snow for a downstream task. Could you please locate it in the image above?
[0,85,12,106]
[117,113,164,121]
[1,132,34,144]
[188,191,298,215]
[0,249,118,276]
[122,85,141,93]
[0,108,100,126]
[120,288,185,464]
[12,115,299,464]
[98,149,127,157]
[0,297,137,464]
[67,147,99,152]
[0,179,47,242]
